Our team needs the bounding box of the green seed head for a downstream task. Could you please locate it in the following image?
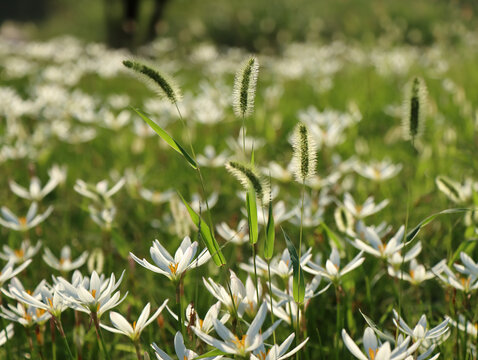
[292,123,317,182]
[233,57,259,118]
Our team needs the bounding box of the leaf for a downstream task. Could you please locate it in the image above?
[264,200,275,260]
[449,240,476,267]
[194,349,229,359]
[111,230,129,258]
[246,187,258,245]
[179,193,226,267]
[320,222,344,251]
[132,107,197,169]
[406,208,469,242]
[282,228,305,304]
[360,310,395,344]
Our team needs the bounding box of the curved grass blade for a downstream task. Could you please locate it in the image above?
[264,200,275,260]
[406,208,469,242]
[132,107,197,169]
[282,228,305,304]
[178,193,226,266]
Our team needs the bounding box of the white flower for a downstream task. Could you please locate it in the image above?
[0,202,53,231]
[343,193,389,220]
[0,239,42,263]
[216,219,249,244]
[342,327,421,360]
[152,331,223,360]
[9,281,67,318]
[304,248,365,284]
[388,259,435,285]
[197,145,230,167]
[433,259,478,293]
[393,310,449,344]
[448,314,478,338]
[130,236,211,282]
[100,300,168,341]
[57,270,126,318]
[43,246,88,272]
[203,270,247,316]
[74,178,125,203]
[48,164,67,186]
[0,259,32,286]
[0,324,14,347]
[185,301,229,334]
[251,333,309,360]
[139,188,175,205]
[193,302,278,357]
[350,225,406,262]
[88,205,116,230]
[9,175,59,201]
[354,160,402,182]
[0,302,51,327]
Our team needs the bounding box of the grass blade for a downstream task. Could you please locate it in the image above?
[264,200,275,260]
[282,228,305,304]
[178,193,226,266]
[132,107,197,169]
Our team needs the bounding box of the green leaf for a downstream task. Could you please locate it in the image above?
[132,107,197,169]
[360,310,395,344]
[406,208,469,242]
[246,187,258,245]
[178,193,226,266]
[194,349,229,359]
[282,228,305,304]
[264,200,275,260]
[320,222,345,251]
[449,240,476,267]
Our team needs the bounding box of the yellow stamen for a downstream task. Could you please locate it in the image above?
[91,289,97,298]
[355,205,363,214]
[378,244,385,253]
[168,262,179,274]
[14,249,24,258]
[36,308,46,317]
[133,321,137,330]
[19,217,27,226]
[232,335,247,349]
[199,318,204,329]
[461,277,471,289]
[409,270,415,279]
[369,348,377,360]
[48,298,53,308]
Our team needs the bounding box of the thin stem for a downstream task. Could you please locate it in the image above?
[50,318,57,360]
[26,327,35,358]
[54,315,75,360]
[252,244,260,310]
[176,280,185,337]
[91,312,111,360]
[267,261,277,344]
[296,179,306,359]
[335,288,342,360]
[133,340,142,360]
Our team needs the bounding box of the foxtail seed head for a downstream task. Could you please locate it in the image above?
[233,57,259,118]
[226,161,270,205]
[291,123,317,182]
[402,77,427,142]
[122,60,182,104]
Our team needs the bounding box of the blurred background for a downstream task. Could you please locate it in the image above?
[0,0,476,50]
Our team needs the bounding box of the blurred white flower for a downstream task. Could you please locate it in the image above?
[0,239,42,264]
[43,246,88,272]
[9,175,60,201]
[0,202,53,231]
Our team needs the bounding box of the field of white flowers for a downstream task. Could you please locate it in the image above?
[1,9,478,359]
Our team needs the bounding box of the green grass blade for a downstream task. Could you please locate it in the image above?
[132,107,197,169]
[406,208,469,242]
[246,187,258,245]
[264,200,275,260]
[178,193,226,266]
[282,228,305,304]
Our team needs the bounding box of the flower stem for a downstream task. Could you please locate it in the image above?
[91,312,111,360]
[296,180,306,360]
[50,318,57,360]
[53,315,75,360]
[176,280,185,337]
[133,340,142,360]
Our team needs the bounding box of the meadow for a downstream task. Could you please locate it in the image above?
[1,3,478,359]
